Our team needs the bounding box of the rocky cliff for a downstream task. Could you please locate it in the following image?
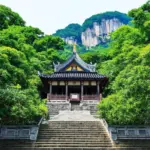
[54,11,131,48]
[82,18,123,48]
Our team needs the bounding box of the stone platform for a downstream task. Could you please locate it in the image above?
[47,100,99,119]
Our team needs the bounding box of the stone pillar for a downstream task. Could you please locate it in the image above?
[81,81,84,101]
[49,82,52,101]
[65,81,68,101]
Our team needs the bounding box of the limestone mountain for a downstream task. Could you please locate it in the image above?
[54,11,132,48]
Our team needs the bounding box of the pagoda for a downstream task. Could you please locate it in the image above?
[39,44,108,103]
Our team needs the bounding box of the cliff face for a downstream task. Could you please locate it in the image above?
[54,11,131,48]
[81,18,123,48]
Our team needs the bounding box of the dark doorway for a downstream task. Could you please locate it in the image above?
[52,86,65,95]
[68,86,81,95]
[84,86,97,95]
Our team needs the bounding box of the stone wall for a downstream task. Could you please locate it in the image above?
[80,101,99,115]
[47,101,71,118]
[47,101,99,118]
[0,125,39,140]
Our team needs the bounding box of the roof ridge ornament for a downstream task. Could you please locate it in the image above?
[73,42,77,54]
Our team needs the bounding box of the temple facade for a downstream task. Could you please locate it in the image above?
[39,46,108,116]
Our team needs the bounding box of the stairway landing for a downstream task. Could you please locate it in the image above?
[50,110,99,121]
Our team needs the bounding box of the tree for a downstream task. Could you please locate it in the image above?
[0,88,47,125]
[0,5,25,30]
[128,0,150,42]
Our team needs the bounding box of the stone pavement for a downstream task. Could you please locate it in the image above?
[50,110,100,121]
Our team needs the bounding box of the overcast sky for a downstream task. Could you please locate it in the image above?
[0,0,148,34]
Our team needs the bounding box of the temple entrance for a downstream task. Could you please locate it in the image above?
[68,86,81,95]
[68,86,81,101]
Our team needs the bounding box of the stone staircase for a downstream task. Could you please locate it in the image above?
[1,110,150,149]
[36,121,113,149]
[0,120,113,150]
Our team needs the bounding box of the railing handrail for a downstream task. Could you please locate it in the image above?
[47,94,100,101]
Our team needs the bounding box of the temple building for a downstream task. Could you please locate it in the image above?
[38,45,108,115]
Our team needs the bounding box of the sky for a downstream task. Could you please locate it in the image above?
[0,0,148,34]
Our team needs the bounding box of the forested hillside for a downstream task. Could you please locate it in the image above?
[0,5,65,125]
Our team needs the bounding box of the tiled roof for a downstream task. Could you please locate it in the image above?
[38,72,107,81]
[53,53,96,72]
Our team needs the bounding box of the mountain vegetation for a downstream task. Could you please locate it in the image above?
[54,24,82,44]
[82,11,132,31]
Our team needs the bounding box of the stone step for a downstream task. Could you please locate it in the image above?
[39,130,107,133]
[40,127,104,130]
[39,130,107,132]
[38,134,108,136]
[38,136,110,139]
[35,141,113,144]
[37,139,112,142]
[37,135,110,138]
[1,147,149,150]
[38,135,109,138]
[34,144,113,147]
[38,137,110,141]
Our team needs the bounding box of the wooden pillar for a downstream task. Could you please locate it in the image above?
[97,81,100,97]
[49,82,52,101]
[81,81,84,101]
[65,81,68,100]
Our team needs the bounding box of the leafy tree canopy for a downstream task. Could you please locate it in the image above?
[97,1,150,125]
[0,5,25,30]
[0,5,65,125]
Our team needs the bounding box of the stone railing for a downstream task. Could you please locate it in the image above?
[0,118,43,141]
[101,119,150,141]
[109,125,150,141]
